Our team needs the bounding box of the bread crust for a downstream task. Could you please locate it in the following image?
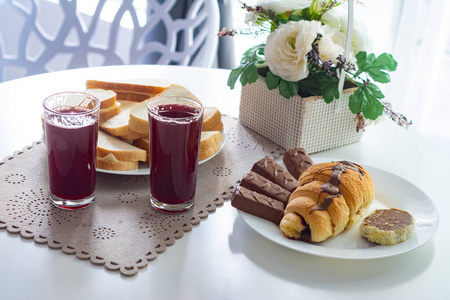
[280,161,374,242]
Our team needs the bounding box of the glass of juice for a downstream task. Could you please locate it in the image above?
[43,92,100,209]
[147,96,204,212]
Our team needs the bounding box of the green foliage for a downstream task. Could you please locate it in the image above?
[264,71,299,99]
[355,52,397,83]
[227,44,265,89]
[349,82,385,120]
[348,52,397,120]
[298,71,340,103]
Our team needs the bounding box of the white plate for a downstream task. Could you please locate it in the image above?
[238,159,439,259]
[97,130,227,175]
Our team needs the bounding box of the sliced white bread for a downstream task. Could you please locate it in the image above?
[119,128,146,141]
[199,142,222,161]
[86,78,171,102]
[128,84,201,134]
[132,137,150,163]
[208,119,223,132]
[132,136,149,151]
[200,131,223,151]
[202,107,222,131]
[83,88,117,109]
[97,131,147,162]
[100,100,139,136]
[99,102,121,123]
[96,153,139,171]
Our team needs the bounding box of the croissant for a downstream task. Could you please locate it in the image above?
[280,161,374,242]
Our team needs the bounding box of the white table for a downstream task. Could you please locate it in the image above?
[0,65,448,300]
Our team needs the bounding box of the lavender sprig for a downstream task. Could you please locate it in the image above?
[218,27,270,38]
[381,101,413,128]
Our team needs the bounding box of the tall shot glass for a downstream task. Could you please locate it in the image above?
[43,92,100,209]
[147,96,204,212]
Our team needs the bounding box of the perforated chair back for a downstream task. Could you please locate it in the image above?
[0,0,219,82]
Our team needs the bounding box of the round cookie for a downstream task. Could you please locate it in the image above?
[360,208,414,245]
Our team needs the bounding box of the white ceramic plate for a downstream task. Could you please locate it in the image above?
[238,159,439,259]
[97,130,227,175]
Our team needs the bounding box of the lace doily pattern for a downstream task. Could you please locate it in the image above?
[0,116,282,276]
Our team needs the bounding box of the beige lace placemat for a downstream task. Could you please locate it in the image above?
[0,116,283,276]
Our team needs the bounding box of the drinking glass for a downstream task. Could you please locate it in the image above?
[147,96,204,212]
[43,92,100,209]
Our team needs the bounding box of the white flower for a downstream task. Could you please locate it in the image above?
[265,20,352,82]
[321,3,373,54]
[318,24,352,64]
[265,20,322,82]
[255,0,313,14]
[244,12,258,26]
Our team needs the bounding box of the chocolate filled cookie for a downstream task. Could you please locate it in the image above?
[360,208,414,245]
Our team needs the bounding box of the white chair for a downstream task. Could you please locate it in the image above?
[0,0,220,82]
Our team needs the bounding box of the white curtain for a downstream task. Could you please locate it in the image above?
[355,0,450,141]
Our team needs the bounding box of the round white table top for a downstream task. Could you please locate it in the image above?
[0,65,448,300]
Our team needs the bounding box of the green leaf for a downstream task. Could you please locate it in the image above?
[349,86,384,120]
[279,79,298,99]
[367,69,391,83]
[265,71,280,90]
[355,51,398,84]
[349,88,364,114]
[372,53,397,72]
[227,43,266,90]
[298,71,340,103]
[227,67,244,89]
[366,82,385,99]
[362,93,384,120]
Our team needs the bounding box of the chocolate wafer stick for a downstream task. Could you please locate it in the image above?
[240,171,291,206]
[231,186,284,224]
[251,156,297,192]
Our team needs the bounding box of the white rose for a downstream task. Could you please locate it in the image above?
[318,24,351,64]
[321,3,373,54]
[265,20,322,82]
[255,0,313,14]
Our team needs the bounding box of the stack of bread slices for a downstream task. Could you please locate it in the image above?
[84,79,224,171]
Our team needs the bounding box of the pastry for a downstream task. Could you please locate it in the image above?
[282,148,314,179]
[231,186,285,224]
[251,156,297,192]
[360,208,414,245]
[280,161,374,242]
[239,171,291,206]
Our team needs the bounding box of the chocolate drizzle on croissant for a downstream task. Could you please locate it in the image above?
[313,161,365,212]
[280,161,374,242]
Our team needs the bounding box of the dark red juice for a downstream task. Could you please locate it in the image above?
[45,106,98,200]
[149,103,203,204]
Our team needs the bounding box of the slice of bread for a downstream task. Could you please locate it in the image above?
[119,128,146,140]
[83,89,117,109]
[128,84,202,134]
[202,107,222,131]
[99,102,121,123]
[208,120,223,132]
[86,78,171,102]
[100,100,138,136]
[200,131,223,151]
[199,142,222,161]
[96,153,139,171]
[132,136,149,151]
[132,137,150,163]
[97,131,147,161]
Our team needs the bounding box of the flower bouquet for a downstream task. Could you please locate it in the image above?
[220,0,411,152]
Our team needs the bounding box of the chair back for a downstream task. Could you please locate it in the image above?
[0,0,219,82]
